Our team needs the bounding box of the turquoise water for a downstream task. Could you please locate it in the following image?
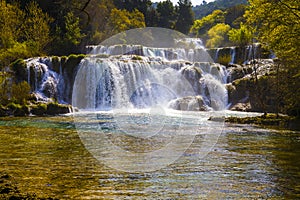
[0,113,299,199]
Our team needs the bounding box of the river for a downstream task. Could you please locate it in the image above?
[0,111,299,199]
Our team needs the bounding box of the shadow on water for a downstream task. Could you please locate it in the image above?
[0,116,299,199]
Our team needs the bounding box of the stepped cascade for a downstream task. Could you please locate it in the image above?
[23,38,228,111]
[73,42,228,111]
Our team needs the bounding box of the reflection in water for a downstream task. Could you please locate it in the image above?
[0,115,299,199]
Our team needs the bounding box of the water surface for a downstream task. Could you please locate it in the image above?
[0,113,299,199]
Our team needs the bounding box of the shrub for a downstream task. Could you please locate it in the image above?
[11,81,31,104]
[217,54,231,66]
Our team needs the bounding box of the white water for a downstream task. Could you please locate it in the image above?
[24,40,228,111]
[73,49,228,111]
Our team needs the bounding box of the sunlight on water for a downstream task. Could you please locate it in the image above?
[0,114,299,199]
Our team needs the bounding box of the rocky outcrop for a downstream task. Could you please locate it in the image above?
[207,44,272,66]
[226,59,280,113]
[0,102,73,117]
[169,96,209,111]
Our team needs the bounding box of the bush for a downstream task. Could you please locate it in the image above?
[10,59,27,82]
[11,81,31,105]
[217,54,231,65]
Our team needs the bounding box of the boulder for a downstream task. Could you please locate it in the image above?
[46,102,72,115]
[169,96,208,111]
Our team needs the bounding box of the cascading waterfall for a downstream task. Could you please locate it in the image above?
[25,57,69,103]
[87,43,211,63]
[73,43,228,111]
[24,39,228,112]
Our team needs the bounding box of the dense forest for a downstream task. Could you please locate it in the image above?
[193,0,248,19]
[0,0,299,116]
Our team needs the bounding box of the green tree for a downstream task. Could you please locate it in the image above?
[157,0,176,29]
[175,0,194,34]
[113,0,153,26]
[206,23,231,48]
[52,12,84,55]
[245,0,300,116]
[190,10,225,39]
[245,0,300,63]
[23,1,52,54]
[228,23,253,46]
[0,1,51,67]
[106,8,145,36]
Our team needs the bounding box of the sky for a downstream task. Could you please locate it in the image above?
[152,0,215,6]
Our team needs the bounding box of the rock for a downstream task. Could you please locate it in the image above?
[208,116,225,122]
[0,106,9,117]
[230,102,252,112]
[31,103,47,116]
[46,102,72,115]
[10,59,27,83]
[181,66,202,94]
[226,78,251,107]
[7,103,29,117]
[51,56,61,74]
[169,96,208,111]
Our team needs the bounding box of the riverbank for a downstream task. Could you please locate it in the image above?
[224,113,300,131]
[0,102,73,117]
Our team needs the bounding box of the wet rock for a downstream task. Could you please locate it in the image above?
[46,102,72,115]
[169,96,208,111]
[208,116,225,122]
[230,102,252,112]
[31,103,48,116]
[181,66,202,94]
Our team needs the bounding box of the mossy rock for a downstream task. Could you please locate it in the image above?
[62,54,85,83]
[51,56,61,74]
[132,56,143,61]
[10,59,27,83]
[7,103,29,116]
[46,102,72,115]
[0,105,9,117]
[225,114,295,129]
[31,103,47,116]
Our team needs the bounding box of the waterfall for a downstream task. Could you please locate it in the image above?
[87,44,211,63]
[229,47,236,64]
[72,54,228,111]
[24,39,228,112]
[25,57,65,103]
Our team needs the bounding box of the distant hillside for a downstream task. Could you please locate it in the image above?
[193,0,248,19]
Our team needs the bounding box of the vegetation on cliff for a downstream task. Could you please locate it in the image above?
[0,0,299,117]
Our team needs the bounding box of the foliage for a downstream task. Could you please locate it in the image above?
[217,54,231,66]
[224,4,247,28]
[106,8,146,37]
[113,0,152,26]
[206,23,231,48]
[156,0,176,29]
[190,10,225,39]
[193,0,248,19]
[245,0,300,116]
[11,82,31,104]
[245,0,300,63]
[23,1,53,54]
[174,0,194,34]
[52,12,85,55]
[0,1,52,68]
[228,23,253,46]
[0,75,30,106]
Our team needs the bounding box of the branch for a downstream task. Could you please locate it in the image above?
[277,0,300,20]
